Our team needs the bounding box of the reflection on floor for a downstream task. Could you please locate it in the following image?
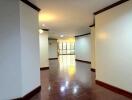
[31,55,130,100]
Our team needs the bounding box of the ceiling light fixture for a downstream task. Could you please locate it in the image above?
[39,29,44,34]
[42,24,46,27]
[60,35,64,37]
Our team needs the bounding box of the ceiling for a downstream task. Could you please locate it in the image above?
[29,0,119,39]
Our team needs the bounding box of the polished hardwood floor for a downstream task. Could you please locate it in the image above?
[31,55,130,100]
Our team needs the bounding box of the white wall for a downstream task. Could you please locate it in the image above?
[90,27,95,69]
[0,0,22,99]
[20,1,40,96]
[95,0,132,92]
[0,1,40,99]
[49,39,58,59]
[39,31,49,68]
[75,35,91,62]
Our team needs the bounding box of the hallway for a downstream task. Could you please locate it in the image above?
[1,0,132,99]
[32,55,130,100]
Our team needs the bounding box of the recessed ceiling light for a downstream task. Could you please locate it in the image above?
[42,24,45,27]
[39,29,44,34]
[60,35,64,37]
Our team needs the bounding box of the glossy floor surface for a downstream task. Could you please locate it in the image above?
[31,55,130,100]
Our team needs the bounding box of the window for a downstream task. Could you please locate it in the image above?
[58,42,75,55]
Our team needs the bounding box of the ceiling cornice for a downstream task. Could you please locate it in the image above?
[75,33,91,38]
[21,0,41,12]
[94,0,129,15]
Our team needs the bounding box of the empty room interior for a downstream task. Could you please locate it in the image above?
[0,0,132,100]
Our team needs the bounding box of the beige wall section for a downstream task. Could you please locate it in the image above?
[75,35,91,62]
[90,27,95,69]
[49,40,58,59]
[39,31,49,68]
[95,0,132,92]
